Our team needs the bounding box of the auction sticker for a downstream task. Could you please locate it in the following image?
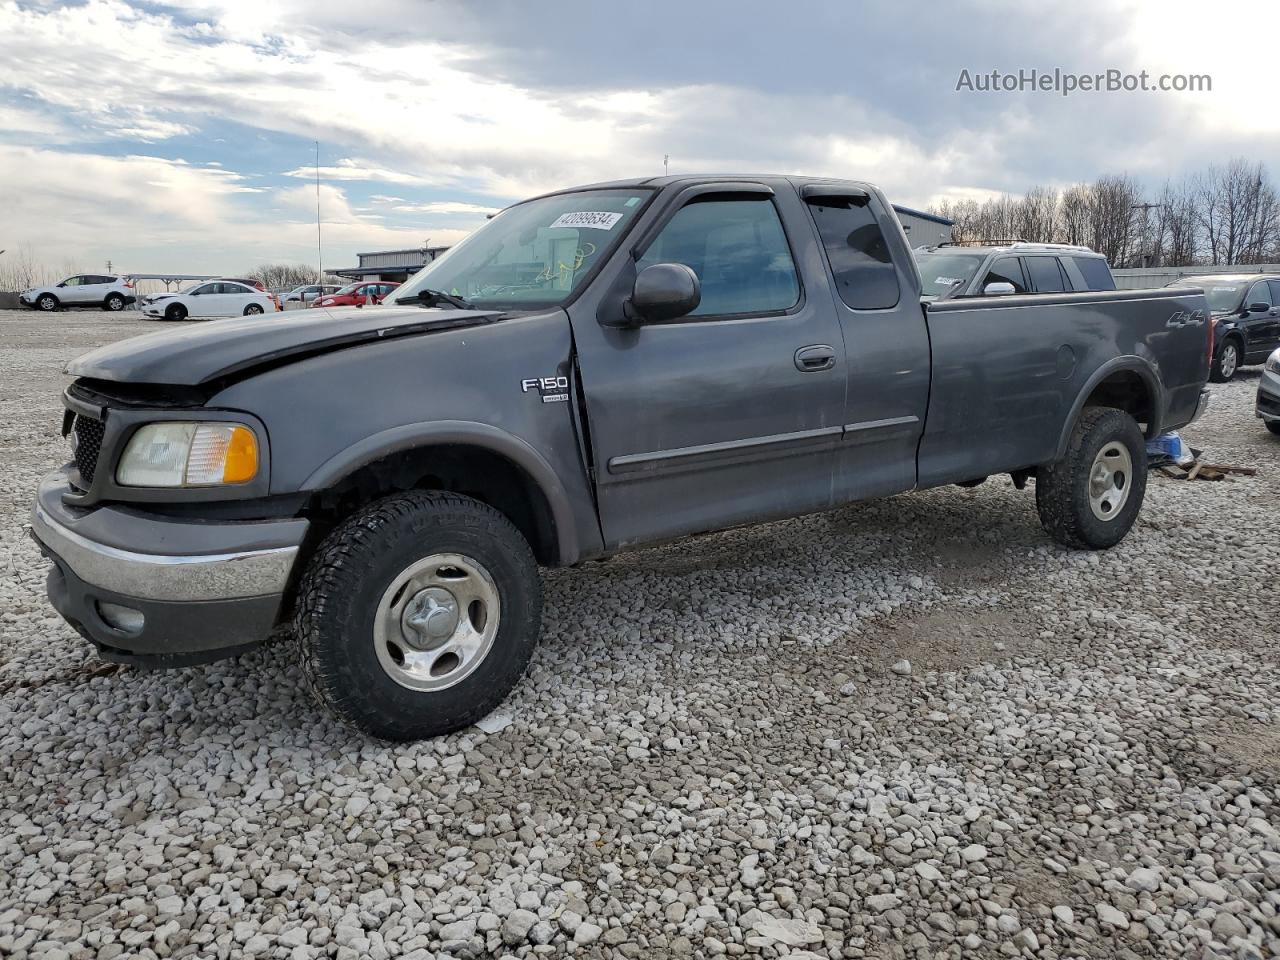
[549,211,624,230]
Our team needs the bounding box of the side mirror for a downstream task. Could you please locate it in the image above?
[1248,301,1270,313]
[984,281,1016,296]
[623,263,701,325]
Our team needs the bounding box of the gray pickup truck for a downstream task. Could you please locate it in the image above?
[30,175,1211,740]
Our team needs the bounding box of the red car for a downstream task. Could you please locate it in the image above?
[310,281,400,308]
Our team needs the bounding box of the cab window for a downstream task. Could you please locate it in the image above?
[805,196,899,309]
[638,196,800,318]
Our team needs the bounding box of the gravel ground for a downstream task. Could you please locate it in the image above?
[1,308,1278,960]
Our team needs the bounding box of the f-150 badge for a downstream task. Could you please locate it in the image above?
[521,376,569,403]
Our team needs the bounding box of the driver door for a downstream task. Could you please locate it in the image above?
[569,185,846,548]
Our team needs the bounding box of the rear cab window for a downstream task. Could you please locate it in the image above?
[805,195,899,309]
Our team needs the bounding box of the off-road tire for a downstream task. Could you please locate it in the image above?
[1210,339,1241,383]
[294,491,542,741]
[1266,420,1280,437]
[164,303,187,322]
[36,294,58,311]
[1035,406,1147,550]
[104,293,125,311]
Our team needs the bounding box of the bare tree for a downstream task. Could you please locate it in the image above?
[248,263,327,289]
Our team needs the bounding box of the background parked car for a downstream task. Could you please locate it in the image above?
[19,275,136,312]
[284,284,341,304]
[914,242,1116,299]
[1258,348,1280,436]
[217,276,268,292]
[1165,274,1280,382]
[311,281,400,308]
[142,280,276,321]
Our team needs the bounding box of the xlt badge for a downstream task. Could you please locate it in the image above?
[521,376,570,404]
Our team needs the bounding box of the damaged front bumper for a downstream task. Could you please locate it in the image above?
[29,473,308,666]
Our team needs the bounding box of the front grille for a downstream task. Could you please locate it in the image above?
[71,414,106,484]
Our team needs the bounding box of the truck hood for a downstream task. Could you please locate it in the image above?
[66,305,506,386]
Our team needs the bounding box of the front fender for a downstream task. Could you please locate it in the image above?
[301,420,581,563]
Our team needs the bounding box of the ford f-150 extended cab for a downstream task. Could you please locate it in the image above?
[29,175,1212,740]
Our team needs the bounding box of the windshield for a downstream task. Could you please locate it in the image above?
[333,283,361,296]
[914,251,986,298]
[1168,280,1246,313]
[392,189,652,308]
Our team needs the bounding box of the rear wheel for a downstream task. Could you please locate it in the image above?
[1266,420,1280,437]
[1035,407,1147,549]
[36,294,58,311]
[164,303,188,322]
[244,303,264,316]
[294,491,542,741]
[1211,339,1240,382]
[104,293,125,311]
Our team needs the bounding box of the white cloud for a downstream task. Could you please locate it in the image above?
[391,201,501,216]
[0,145,474,274]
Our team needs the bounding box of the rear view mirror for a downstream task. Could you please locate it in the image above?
[1248,301,1270,313]
[623,263,701,325]
[984,281,1016,295]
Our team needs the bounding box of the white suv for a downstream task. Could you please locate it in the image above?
[20,274,137,312]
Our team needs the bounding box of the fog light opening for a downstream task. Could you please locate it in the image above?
[97,601,145,634]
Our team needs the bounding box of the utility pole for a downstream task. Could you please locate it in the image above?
[315,141,324,283]
[1131,202,1162,267]
[663,154,669,176]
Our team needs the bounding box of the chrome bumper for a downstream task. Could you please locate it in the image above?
[30,477,305,603]
[1189,388,1211,425]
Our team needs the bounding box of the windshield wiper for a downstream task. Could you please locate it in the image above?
[399,288,476,309]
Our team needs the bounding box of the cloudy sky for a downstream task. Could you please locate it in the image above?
[0,0,1274,275]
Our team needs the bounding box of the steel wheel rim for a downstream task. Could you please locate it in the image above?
[1221,344,1238,378]
[373,552,500,691]
[1088,441,1133,521]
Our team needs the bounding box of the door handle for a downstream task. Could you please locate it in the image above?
[794,344,836,372]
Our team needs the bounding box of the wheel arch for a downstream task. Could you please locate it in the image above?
[300,421,579,565]
[1056,357,1163,460]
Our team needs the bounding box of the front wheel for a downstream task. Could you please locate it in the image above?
[1035,407,1147,549]
[36,294,58,311]
[294,491,542,740]
[1266,420,1280,437]
[164,303,188,322]
[1210,340,1240,382]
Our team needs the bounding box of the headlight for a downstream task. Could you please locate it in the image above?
[116,422,259,487]
[1266,349,1280,374]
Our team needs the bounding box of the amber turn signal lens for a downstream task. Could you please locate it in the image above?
[221,426,258,484]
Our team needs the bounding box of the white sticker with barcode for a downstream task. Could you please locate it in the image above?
[549,211,624,230]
